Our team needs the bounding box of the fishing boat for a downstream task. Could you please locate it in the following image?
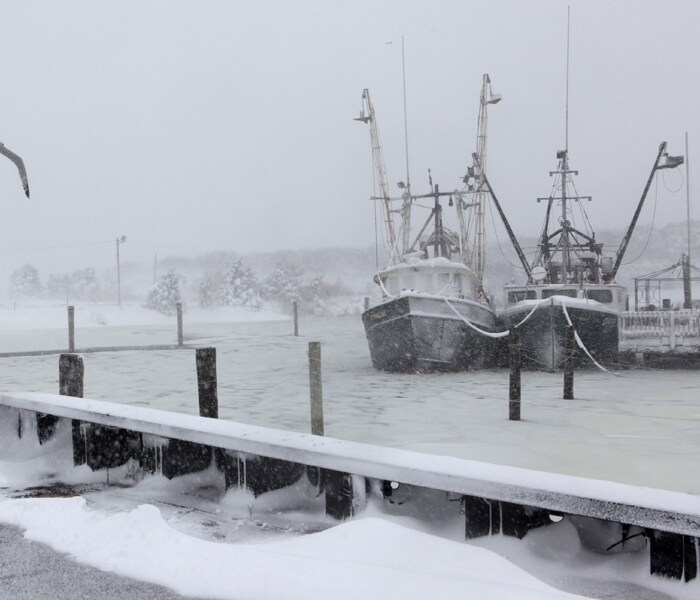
[357,76,503,372]
[494,143,684,370]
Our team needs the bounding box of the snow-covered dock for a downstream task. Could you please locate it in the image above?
[619,310,700,366]
[1,389,698,582]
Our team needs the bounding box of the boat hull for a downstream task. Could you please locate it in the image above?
[362,295,500,372]
[499,301,619,370]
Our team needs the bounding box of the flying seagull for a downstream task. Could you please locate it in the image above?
[0,142,30,198]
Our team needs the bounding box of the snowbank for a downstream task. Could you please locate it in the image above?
[0,496,585,600]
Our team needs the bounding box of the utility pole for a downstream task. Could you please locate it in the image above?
[116,235,126,307]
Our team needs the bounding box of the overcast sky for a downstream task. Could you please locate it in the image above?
[0,0,697,279]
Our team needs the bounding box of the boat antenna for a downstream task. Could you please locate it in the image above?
[565,5,571,153]
[402,35,411,195]
[685,131,692,308]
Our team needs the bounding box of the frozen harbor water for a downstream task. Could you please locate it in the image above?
[0,304,698,496]
[0,303,698,599]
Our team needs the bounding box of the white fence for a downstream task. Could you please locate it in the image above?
[620,310,700,351]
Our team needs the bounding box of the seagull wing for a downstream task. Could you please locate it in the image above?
[0,142,30,198]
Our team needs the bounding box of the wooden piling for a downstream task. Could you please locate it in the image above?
[308,341,324,435]
[59,353,84,398]
[67,305,75,352]
[176,302,184,347]
[293,301,299,336]
[364,296,370,312]
[59,353,85,465]
[509,328,521,421]
[196,347,218,419]
[564,325,575,400]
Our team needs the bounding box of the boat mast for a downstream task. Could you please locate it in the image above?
[474,74,501,283]
[400,36,413,256]
[685,131,692,308]
[560,8,571,283]
[355,89,400,266]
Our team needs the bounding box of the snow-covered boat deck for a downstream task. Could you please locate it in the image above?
[0,311,698,497]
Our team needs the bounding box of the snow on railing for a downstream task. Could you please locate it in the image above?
[620,310,700,349]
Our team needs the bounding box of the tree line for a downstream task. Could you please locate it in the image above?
[9,259,352,316]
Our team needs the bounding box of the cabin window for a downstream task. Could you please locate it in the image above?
[586,289,613,303]
[508,290,537,304]
[436,273,451,291]
[542,288,577,299]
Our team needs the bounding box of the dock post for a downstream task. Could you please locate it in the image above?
[308,341,324,435]
[509,328,521,421]
[59,353,85,464]
[364,296,369,312]
[564,325,575,400]
[293,301,299,336]
[59,353,84,398]
[196,347,218,419]
[67,305,75,352]
[176,302,184,347]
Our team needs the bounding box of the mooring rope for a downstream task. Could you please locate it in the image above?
[512,299,547,328]
[560,301,619,376]
[376,276,397,299]
[443,298,510,338]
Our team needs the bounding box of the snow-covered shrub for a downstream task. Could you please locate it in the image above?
[299,275,356,316]
[147,269,183,315]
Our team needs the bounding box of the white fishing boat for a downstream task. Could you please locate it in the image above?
[357,75,503,372]
[495,143,684,369]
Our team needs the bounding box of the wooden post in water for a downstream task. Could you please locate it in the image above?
[67,305,75,352]
[293,301,299,336]
[59,353,84,398]
[196,347,218,419]
[364,296,370,312]
[509,328,521,421]
[308,341,324,435]
[59,353,85,465]
[176,302,184,347]
[564,325,575,400]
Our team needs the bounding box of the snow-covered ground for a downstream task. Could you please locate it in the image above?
[0,301,698,599]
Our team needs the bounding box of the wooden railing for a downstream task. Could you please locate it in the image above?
[1,391,698,581]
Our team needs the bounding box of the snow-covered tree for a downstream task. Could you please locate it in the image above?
[264,259,303,305]
[218,259,263,310]
[71,268,100,300]
[46,268,101,301]
[147,269,183,315]
[46,273,72,299]
[198,272,221,308]
[9,264,42,298]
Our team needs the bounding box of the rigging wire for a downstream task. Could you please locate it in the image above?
[486,197,526,270]
[661,165,685,194]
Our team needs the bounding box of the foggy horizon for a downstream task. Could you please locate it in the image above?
[0,0,697,282]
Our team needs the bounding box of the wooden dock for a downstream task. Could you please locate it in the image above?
[1,390,698,582]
